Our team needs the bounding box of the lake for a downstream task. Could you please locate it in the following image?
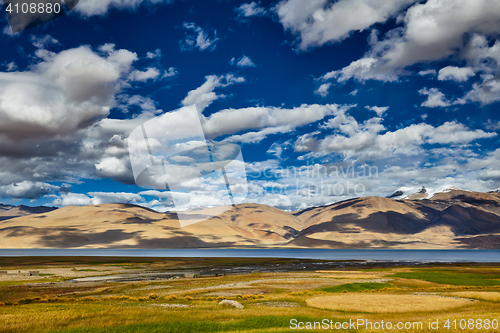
[0,249,498,262]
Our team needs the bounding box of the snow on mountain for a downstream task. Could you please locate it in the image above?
[387,185,464,200]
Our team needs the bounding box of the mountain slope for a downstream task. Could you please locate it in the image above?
[290,190,500,249]
[0,189,499,249]
[0,203,303,248]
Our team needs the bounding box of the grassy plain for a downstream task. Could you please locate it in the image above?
[0,257,499,332]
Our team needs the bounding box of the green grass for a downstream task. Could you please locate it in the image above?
[318,282,392,293]
[390,270,500,286]
[77,269,98,272]
[48,316,345,333]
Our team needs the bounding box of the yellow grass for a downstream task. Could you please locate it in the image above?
[446,291,500,301]
[320,274,384,279]
[306,294,473,313]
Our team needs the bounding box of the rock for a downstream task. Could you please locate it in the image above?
[219,300,244,308]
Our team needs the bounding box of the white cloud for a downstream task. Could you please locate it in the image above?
[418,69,436,76]
[235,55,256,67]
[179,22,220,52]
[365,106,389,117]
[266,141,291,160]
[314,83,331,97]
[456,74,500,106]
[450,34,500,105]
[75,0,172,17]
[322,57,397,82]
[320,0,500,83]
[236,2,266,17]
[275,0,416,50]
[484,119,500,131]
[463,34,500,73]
[5,62,17,72]
[139,190,173,199]
[426,121,496,144]
[0,181,58,199]
[293,107,496,163]
[128,67,160,82]
[30,35,59,49]
[438,66,475,82]
[349,89,358,96]
[224,126,291,144]
[181,74,245,113]
[0,44,172,197]
[241,149,500,211]
[419,87,450,108]
[0,45,137,140]
[53,192,144,206]
[163,67,178,78]
[146,49,162,59]
[95,156,130,180]
[203,104,355,141]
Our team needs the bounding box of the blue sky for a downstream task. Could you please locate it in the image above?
[1,0,500,211]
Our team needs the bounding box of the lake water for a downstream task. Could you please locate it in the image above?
[0,249,498,262]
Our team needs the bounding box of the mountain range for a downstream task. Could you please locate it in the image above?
[0,188,499,249]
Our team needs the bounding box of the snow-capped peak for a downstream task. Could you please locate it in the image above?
[387,185,464,200]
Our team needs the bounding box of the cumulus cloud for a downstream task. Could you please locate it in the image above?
[146,49,162,59]
[275,0,416,50]
[321,58,396,82]
[418,69,436,77]
[456,75,500,104]
[266,141,291,160]
[30,35,59,49]
[181,74,245,113]
[0,45,137,140]
[240,147,500,211]
[293,107,496,163]
[456,74,500,106]
[419,87,451,108]
[236,2,266,17]
[438,66,475,82]
[128,67,161,82]
[314,83,331,97]
[230,55,256,67]
[95,156,132,184]
[53,192,144,206]
[203,104,355,142]
[163,67,178,78]
[0,44,173,198]
[179,22,220,52]
[320,0,500,83]
[0,181,59,199]
[365,106,389,117]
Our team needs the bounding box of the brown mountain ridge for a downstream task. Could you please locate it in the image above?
[0,189,499,249]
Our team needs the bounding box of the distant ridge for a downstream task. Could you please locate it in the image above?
[0,189,499,249]
[0,204,57,222]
